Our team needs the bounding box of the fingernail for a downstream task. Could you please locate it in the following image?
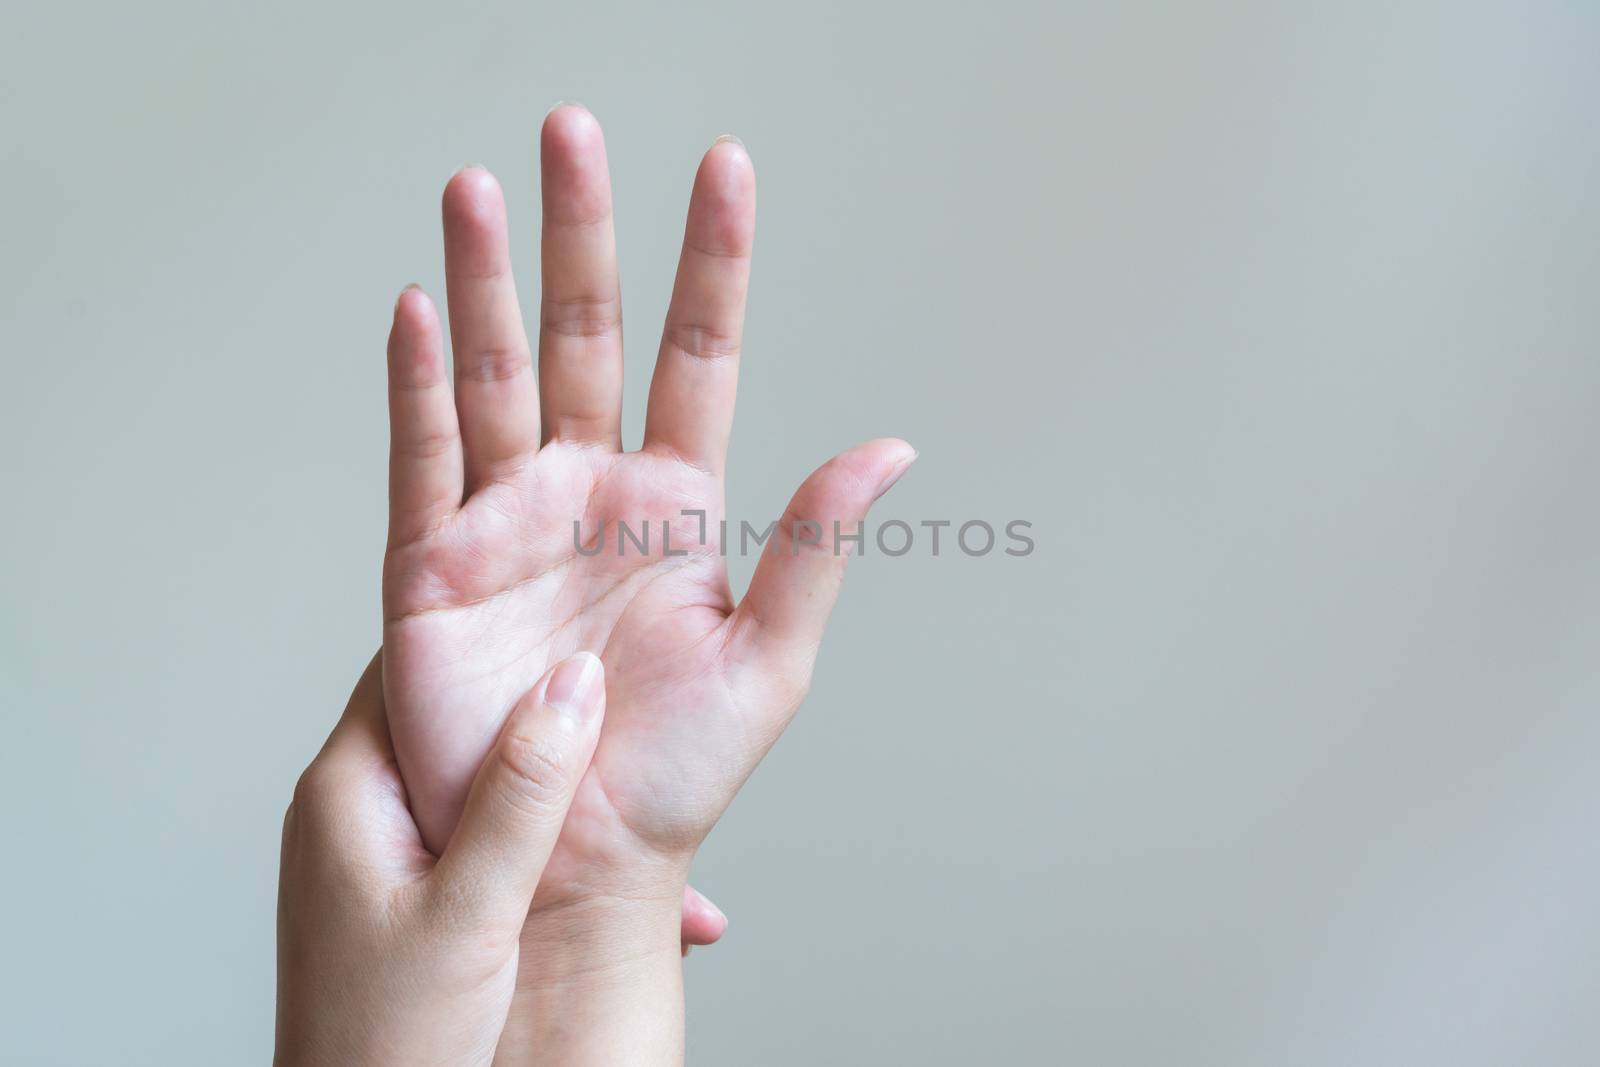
[713,133,745,149]
[544,652,603,721]
[876,445,917,498]
[547,99,587,117]
[688,886,727,925]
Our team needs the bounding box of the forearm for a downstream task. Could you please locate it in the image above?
[495,896,686,1067]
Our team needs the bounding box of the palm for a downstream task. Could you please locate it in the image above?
[379,108,911,900]
[387,446,736,857]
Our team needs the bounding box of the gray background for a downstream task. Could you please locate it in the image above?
[2,1,1598,1063]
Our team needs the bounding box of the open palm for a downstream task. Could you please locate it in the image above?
[381,108,912,910]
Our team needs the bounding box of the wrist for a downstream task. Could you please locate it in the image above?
[522,888,685,984]
[495,891,687,1067]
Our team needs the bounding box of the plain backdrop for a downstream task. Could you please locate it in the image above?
[3,1,1598,1063]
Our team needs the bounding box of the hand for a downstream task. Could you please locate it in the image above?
[379,105,912,1058]
[276,651,606,1066]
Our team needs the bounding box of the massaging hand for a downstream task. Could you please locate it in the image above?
[380,106,912,995]
[276,652,607,1065]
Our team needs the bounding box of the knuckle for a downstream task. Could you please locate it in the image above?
[290,764,330,812]
[286,764,337,838]
[686,233,750,261]
[494,732,572,812]
[392,426,459,461]
[663,321,741,363]
[542,295,622,339]
[775,508,833,557]
[459,343,531,383]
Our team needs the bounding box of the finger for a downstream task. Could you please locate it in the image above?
[430,653,605,932]
[286,652,419,878]
[442,167,539,491]
[386,286,462,546]
[290,651,394,843]
[641,137,755,475]
[320,651,389,764]
[681,885,728,950]
[538,105,624,448]
[729,439,916,672]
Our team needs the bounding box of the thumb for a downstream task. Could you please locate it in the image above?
[429,651,605,931]
[731,438,915,667]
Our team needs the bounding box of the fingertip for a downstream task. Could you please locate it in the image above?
[442,165,506,229]
[539,651,606,726]
[542,102,604,154]
[681,885,729,945]
[697,135,755,201]
[388,285,444,382]
[874,437,917,469]
[705,133,753,174]
[877,439,917,497]
[686,884,727,921]
[694,896,729,938]
[393,283,436,323]
[441,166,516,287]
[447,163,499,191]
[688,139,756,255]
[830,437,917,488]
[540,104,613,224]
[770,439,917,531]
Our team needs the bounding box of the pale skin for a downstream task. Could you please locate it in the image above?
[280,105,913,1063]
[277,651,612,1066]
